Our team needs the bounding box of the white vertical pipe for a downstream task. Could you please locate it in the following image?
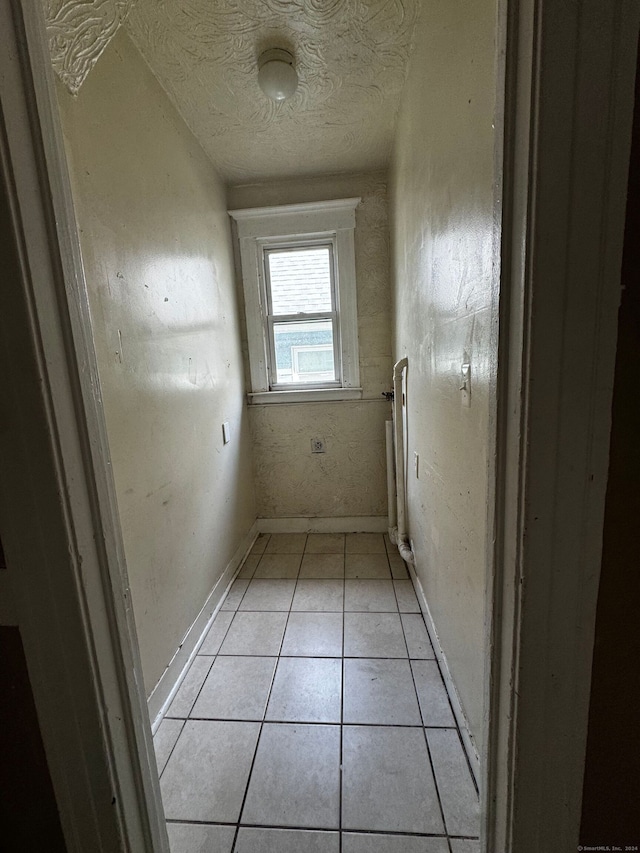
[392,358,414,566]
[385,420,397,538]
[393,358,408,539]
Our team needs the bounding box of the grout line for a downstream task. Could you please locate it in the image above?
[165,714,459,730]
[421,610,479,799]
[155,653,216,778]
[154,546,267,778]
[164,821,475,842]
[393,576,451,842]
[159,536,478,848]
[407,561,479,786]
[212,612,243,651]
[185,662,216,719]
[339,534,346,853]
[194,653,433,660]
[232,607,400,613]
[420,712,450,840]
[453,724,480,798]
[396,590,427,731]
[157,534,266,843]
[401,563,480,802]
[170,656,216,721]
[155,718,185,780]
[166,816,475,840]
[230,550,303,851]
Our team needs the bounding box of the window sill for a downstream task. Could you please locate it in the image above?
[248,388,363,405]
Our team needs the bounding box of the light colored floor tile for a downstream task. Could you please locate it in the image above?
[199,610,234,655]
[235,827,339,853]
[343,658,421,725]
[161,720,259,822]
[412,660,455,726]
[265,532,307,554]
[219,611,287,656]
[345,553,391,579]
[250,534,270,555]
[266,657,341,723]
[281,612,343,657]
[157,530,480,849]
[153,719,183,775]
[342,725,444,834]
[292,579,344,611]
[254,553,301,579]
[393,579,421,612]
[237,554,260,579]
[426,728,480,837]
[221,578,249,610]
[239,578,296,611]
[344,612,407,658]
[166,656,213,718]
[384,538,410,577]
[344,579,398,612]
[242,723,341,829]
[389,556,410,579]
[191,656,276,720]
[449,841,481,853]
[342,833,449,853]
[305,533,345,554]
[299,553,345,578]
[346,533,386,554]
[166,822,235,853]
[401,614,435,659]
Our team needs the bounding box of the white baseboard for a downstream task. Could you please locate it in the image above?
[406,547,481,788]
[257,516,388,533]
[147,520,259,730]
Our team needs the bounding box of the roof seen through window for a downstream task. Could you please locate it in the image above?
[268,247,333,315]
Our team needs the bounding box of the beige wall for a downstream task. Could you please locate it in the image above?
[228,173,392,521]
[389,1,498,753]
[57,30,256,695]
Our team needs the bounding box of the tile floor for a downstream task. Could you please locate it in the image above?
[154,532,480,853]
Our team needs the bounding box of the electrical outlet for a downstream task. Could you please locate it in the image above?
[311,437,326,453]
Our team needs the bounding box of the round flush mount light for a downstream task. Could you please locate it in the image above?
[258,48,298,101]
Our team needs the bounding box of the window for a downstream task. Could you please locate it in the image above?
[229,198,361,403]
[265,245,338,388]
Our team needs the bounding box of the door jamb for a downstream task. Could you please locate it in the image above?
[0,2,169,850]
[484,1,639,850]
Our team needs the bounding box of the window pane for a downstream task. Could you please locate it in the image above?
[268,247,332,315]
[273,320,336,384]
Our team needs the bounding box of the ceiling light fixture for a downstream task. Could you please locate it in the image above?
[258,48,298,102]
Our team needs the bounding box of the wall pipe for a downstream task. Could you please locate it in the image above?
[385,419,397,534]
[390,358,415,567]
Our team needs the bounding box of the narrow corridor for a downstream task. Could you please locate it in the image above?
[153,532,480,853]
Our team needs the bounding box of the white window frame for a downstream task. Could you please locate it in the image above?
[263,240,340,390]
[229,198,361,404]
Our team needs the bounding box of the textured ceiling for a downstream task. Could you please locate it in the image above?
[124,0,421,184]
[44,0,136,94]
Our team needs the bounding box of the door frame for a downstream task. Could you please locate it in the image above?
[0,2,169,850]
[0,1,637,851]
[483,1,639,850]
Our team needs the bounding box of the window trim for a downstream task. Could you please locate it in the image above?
[229,198,361,402]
